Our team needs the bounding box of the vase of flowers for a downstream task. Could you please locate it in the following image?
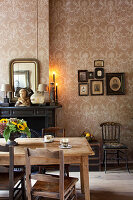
[81,131,95,142]
[0,118,31,146]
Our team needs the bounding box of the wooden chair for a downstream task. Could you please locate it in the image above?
[41,127,69,176]
[100,122,129,173]
[42,127,65,137]
[0,145,26,200]
[25,148,78,200]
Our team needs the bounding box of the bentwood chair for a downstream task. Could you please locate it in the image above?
[0,145,26,200]
[100,122,129,173]
[25,148,78,200]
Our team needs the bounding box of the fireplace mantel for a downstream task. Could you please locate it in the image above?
[0,105,62,135]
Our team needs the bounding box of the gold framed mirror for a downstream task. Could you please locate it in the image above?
[9,58,39,101]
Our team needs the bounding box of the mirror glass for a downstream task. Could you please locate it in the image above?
[9,59,39,100]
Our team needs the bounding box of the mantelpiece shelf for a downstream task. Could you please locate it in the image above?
[0,105,61,117]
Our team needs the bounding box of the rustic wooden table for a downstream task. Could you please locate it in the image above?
[0,137,94,200]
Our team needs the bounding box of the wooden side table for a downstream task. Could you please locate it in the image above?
[68,140,101,172]
[89,141,101,171]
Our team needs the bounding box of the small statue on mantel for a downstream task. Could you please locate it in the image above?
[15,88,31,107]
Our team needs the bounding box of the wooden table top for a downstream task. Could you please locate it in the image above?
[0,137,94,157]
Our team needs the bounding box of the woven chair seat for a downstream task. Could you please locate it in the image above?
[103,143,128,149]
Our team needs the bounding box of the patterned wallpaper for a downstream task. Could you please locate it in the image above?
[49,0,133,159]
[0,0,49,101]
[0,0,133,159]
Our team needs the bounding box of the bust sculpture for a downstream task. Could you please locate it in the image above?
[15,88,31,107]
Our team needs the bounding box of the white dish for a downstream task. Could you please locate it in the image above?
[59,144,72,149]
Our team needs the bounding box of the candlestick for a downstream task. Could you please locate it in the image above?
[50,82,55,104]
[56,83,58,103]
[53,72,55,83]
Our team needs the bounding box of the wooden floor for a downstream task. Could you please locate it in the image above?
[0,167,133,200]
[75,165,133,200]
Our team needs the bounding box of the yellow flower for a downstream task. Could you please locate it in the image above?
[86,133,90,137]
[23,121,27,128]
[0,118,8,123]
[17,124,25,130]
[11,121,17,125]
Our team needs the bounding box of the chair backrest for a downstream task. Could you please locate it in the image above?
[100,122,121,143]
[25,148,64,199]
[0,145,14,199]
[42,127,65,138]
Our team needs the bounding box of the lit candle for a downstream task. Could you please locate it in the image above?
[53,72,55,83]
[56,83,58,102]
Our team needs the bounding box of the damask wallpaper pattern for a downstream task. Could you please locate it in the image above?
[0,0,49,100]
[49,0,133,158]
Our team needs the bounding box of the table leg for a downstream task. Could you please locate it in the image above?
[80,156,90,200]
[80,160,84,193]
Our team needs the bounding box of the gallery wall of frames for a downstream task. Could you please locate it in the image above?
[78,60,125,96]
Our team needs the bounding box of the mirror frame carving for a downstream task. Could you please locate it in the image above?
[9,58,39,101]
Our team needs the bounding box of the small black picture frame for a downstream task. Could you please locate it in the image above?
[78,70,88,82]
[106,73,125,95]
[88,72,94,79]
[94,60,104,67]
[79,83,89,96]
[90,80,104,96]
[95,68,104,79]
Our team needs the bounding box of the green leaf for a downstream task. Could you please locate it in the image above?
[3,127,11,141]
[24,127,31,137]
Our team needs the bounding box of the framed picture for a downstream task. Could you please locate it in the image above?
[90,80,104,95]
[88,72,94,79]
[94,60,104,67]
[106,73,125,95]
[95,68,104,79]
[78,70,88,82]
[79,83,89,96]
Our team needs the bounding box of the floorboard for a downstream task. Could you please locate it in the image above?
[0,168,133,200]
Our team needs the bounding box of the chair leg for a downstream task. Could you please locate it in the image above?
[125,150,130,173]
[9,189,14,200]
[74,185,77,200]
[65,164,69,177]
[117,150,119,166]
[103,149,105,165]
[22,176,26,200]
[70,185,77,200]
[104,150,107,173]
[9,179,14,200]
